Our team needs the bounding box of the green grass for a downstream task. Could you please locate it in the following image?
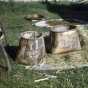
[0,1,88,88]
[1,64,88,88]
[0,1,59,45]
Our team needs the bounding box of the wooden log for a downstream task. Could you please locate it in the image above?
[16,31,46,65]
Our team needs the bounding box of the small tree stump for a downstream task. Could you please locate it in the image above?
[16,31,46,65]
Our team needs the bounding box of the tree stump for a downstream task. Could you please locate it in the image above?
[16,31,46,65]
[0,27,11,72]
[50,25,81,54]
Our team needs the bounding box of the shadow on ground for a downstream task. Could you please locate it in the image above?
[5,45,19,61]
[43,1,88,24]
[44,35,52,53]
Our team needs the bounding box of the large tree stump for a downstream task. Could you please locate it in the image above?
[16,31,46,65]
[50,25,81,54]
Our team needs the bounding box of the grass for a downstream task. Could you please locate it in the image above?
[0,1,59,45]
[1,64,88,88]
[0,1,88,88]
